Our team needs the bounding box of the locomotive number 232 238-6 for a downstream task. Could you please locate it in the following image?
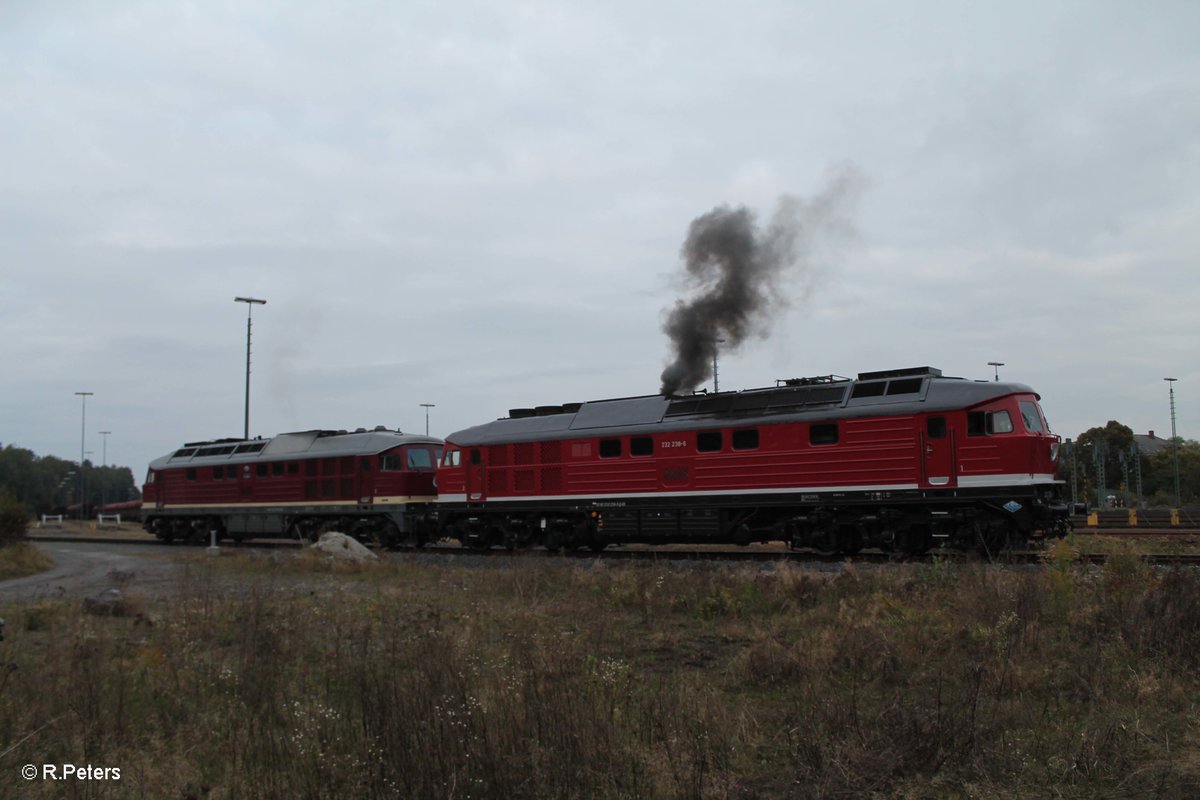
[660,440,688,449]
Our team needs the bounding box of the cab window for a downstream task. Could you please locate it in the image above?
[407,448,434,470]
[1018,401,1044,433]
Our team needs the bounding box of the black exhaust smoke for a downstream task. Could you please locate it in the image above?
[659,166,863,396]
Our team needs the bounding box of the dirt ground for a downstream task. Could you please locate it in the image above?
[0,540,184,604]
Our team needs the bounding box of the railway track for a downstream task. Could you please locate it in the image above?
[24,533,1200,567]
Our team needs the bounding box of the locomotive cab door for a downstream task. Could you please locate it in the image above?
[359,458,375,503]
[922,415,957,488]
[465,448,487,502]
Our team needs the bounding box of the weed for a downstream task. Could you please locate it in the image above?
[0,554,1197,797]
[0,541,53,581]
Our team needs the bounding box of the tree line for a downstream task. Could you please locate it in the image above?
[1059,421,1198,507]
[0,443,140,517]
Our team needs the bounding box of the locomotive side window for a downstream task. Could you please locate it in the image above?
[186,468,197,481]
[886,378,923,395]
[927,417,947,439]
[213,465,225,480]
[288,463,299,475]
[382,455,404,471]
[967,412,986,436]
[630,437,653,457]
[470,449,481,466]
[968,410,1015,435]
[732,429,759,450]
[443,449,461,467]
[697,431,722,452]
[810,424,839,446]
[360,457,372,472]
[256,464,268,477]
[273,462,285,476]
[599,439,622,458]
[851,382,886,399]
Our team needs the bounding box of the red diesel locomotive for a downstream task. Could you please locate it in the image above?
[435,367,1069,554]
[142,428,442,546]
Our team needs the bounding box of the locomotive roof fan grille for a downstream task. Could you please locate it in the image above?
[855,366,943,381]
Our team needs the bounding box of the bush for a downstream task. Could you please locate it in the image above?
[0,493,30,545]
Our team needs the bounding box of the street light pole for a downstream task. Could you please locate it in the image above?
[74,391,93,521]
[1165,378,1181,507]
[234,297,267,440]
[988,362,1005,381]
[99,431,111,511]
[420,404,436,436]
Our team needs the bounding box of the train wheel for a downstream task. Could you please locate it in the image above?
[386,520,407,549]
[187,521,209,546]
[543,525,569,553]
[838,526,863,556]
[895,526,931,556]
[973,521,1011,558]
[152,519,175,544]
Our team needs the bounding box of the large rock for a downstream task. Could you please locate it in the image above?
[83,588,130,617]
[312,532,377,562]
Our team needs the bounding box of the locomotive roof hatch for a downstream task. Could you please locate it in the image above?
[855,366,943,381]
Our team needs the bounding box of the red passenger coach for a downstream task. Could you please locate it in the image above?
[142,428,443,546]
[436,368,1068,554]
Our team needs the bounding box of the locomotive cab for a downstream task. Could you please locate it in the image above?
[372,443,443,501]
[960,393,1060,480]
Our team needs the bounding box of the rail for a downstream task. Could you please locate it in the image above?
[24,532,1200,567]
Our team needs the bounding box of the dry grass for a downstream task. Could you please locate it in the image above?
[27,518,152,540]
[1,552,1199,798]
[1068,531,1200,556]
[0,542,55,581]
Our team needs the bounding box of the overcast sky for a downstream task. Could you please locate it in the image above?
[2,1,1197,477]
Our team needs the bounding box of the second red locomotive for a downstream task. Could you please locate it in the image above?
[435,367,1068,554]
[142,427,442,547]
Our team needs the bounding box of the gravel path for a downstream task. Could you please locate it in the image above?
[0,541,183,604]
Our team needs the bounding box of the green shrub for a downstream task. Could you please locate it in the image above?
[0,493,30,545]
